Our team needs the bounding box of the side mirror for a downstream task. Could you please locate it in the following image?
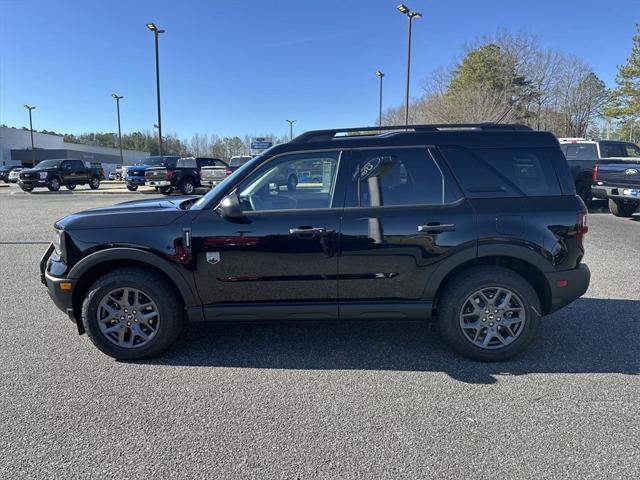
[217,194,243,218]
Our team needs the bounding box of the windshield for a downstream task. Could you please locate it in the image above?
[192,154,265,209]
[33,160,62,170]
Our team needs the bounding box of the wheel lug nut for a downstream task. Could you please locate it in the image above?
[497,318,501,322]
[482,318,486,322]
[489,322,494,327]
[127,322,131,326]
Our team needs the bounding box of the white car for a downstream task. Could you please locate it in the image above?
[8,168,23,183]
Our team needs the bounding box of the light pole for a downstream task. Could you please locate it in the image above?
[397,4,422,126]
[153,124,164,153]
[375,70,385,127]
[24,105,36,167]
[112,94,124,166]
[286,119,297,141]
[146,22,165,155]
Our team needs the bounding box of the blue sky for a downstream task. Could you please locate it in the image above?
[0,0,638,139]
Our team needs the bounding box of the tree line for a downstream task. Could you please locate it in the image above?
[382,27,639,143]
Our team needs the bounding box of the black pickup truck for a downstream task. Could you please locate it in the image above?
[145,157,225,195]
[18,159,101,192]
[559,139,640,206]
[592,157,640,217]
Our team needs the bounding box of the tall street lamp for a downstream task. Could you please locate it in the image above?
[24,105,36,167]
[146,22,165,155]
[397,4,422,126]
[112,94,124,166]
[375,70,385,127]
[286,119,297,141]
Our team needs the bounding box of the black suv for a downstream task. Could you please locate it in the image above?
[41,124,590,361]
[145,157,226,195]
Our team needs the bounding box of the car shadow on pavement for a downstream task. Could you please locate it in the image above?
[142,297,639,384]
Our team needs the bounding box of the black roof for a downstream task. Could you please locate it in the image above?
[278,123,558,153]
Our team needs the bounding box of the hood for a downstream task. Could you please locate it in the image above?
[126,166,146,174]
[55,196,198,230]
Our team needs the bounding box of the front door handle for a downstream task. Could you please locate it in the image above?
[418,223,456,233]
[289,227,327,237]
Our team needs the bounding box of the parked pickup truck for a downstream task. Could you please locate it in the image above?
[200,159,230,190]
[592,156,640,217]
[18,158,101,192]
[125,156,179,192]
[145,157,225,195]
[558,138,640,206]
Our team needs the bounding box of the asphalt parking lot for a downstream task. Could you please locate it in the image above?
[1,184,638,479]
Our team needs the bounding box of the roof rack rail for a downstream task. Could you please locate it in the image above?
[293,123,532,143]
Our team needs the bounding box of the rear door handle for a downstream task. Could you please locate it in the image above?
[418,223,456,233]
[289,227,327,237]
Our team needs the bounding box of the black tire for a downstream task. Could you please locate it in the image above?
[437,266,542,362]
[159,186,173,195]
[47,176,61,191]
[66,184,76,190]
[287,174,298,191]
[179,178,196,195]
[126,184,138,191]
[576,181,592,207]
[81,267,184,360]
[608,199,638,217]
[20,186,34,192]
[89,175,100,190]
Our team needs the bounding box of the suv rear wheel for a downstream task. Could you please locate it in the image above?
[126,184,138,191]
[159,186,173,195]
[81,267,184,360]
[437,266,541,361]
[47,176,61,191]
[608,199,638,217]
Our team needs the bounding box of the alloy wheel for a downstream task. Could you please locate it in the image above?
[458,287,526,350]
[97,287,161,348]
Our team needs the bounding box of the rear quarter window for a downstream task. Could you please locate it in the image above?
[441,147,562,198]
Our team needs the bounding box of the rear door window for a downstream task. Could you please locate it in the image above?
[442,147,561,197]
[350,148,462,207]
[599,143,627,158]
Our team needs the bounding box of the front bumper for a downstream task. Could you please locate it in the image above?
[544,264,590,314]
[19,179,48,187]
[592,184,640,201]
[40,244,82,332]
[146,180,171,187]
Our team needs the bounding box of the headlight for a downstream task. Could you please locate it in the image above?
[52,229,66,261]
[39,172,48,179]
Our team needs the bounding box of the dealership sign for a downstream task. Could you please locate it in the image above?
[250,137,273,154]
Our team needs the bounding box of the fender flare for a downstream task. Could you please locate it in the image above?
[68,247,200,307]
[422,242,552,301]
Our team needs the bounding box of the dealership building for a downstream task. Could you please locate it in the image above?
[0,125,149,175]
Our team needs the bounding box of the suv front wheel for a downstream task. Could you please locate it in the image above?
[81,267,184,360]
[437,266,541,361]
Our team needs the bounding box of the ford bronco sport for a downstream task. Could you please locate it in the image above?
[41,124,590,361]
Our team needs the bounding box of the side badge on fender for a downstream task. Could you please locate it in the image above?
[206,252,221,264]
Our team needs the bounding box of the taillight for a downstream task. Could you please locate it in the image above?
[592,161,599,181]
[225,169,233,176]
[576,212,588,250]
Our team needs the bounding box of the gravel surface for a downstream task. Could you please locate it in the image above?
[1,186,638,479]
